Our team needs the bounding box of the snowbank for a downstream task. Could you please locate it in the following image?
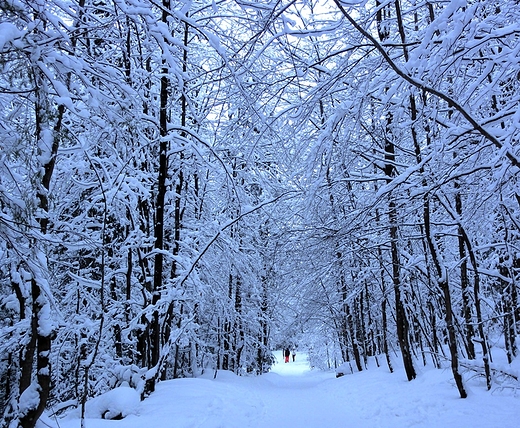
[66,386,140,420]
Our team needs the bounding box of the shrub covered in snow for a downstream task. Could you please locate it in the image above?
[75,386,140,420]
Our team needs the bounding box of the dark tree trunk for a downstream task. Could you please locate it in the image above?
[19,280,52,428]
[143,0,171,398]
[457,226,492,389]
[381,295,393,373]
[499,249,519,364]
[455,182,476,360]
[16,60,60,427]
[257,275,270,374]
[374,0,416,381]
[424,199,467,398]
[234,276,245,370]
[428,301,441,368]
[389,199,416,380]
[376,211,393,373]
[345,303,362,372]
[357,294,368,368]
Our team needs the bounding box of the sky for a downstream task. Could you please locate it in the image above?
[49,351,520,428]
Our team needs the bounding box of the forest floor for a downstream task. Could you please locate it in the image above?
[53,352,520,428]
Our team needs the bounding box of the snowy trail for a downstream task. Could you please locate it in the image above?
[57,353,520,428]
[252,354,366,426]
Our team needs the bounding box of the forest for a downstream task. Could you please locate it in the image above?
[0,0,519,426]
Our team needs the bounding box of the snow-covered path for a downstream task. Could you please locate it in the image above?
[251,354,366,426]
[56,353,520,428]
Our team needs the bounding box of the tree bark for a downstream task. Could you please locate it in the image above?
[423,199,467,398]
[143,0,171,398]
[455,188,476,360]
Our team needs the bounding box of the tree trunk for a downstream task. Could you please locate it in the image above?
[19,280,52,428]
[456,223,492,389]
[381,295,393,373]
[374,0,416,382]
[455,181,476,360]
[17,56,60,426]
[345,303,362,372]
[143,0,171,398]
[424,199,467,398]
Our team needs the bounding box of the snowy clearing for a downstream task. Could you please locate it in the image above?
[53,352,520,428]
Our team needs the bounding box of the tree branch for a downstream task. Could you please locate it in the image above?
[332,0,520,169]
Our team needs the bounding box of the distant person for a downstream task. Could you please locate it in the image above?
[292,347,296,362]
[284,348,290,363]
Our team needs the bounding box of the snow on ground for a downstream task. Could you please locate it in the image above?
[54,352,520,428]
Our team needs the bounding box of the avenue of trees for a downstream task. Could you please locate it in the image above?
[0,0,519,426]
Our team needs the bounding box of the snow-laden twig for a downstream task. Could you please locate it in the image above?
[178,190,299,290]
[331,0,520,170]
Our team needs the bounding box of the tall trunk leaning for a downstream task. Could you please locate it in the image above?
[423,198,467,398]
[379,0,416,381]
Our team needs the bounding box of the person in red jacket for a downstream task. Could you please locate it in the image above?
[284,348,290,363]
